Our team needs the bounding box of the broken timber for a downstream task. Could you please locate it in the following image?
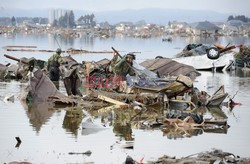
[5,48,113,54]
[97,95,128,108]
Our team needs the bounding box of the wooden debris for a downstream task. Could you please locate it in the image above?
[164,116,204,128]
[97,95,128,108]
[5,48,113,54]
[4,45,37,49]
[4,54,28,64]
[68,150,92,156]
[164,116,228,129]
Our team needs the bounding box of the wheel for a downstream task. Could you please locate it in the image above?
[206,47,220,60]
[155,56,163,59]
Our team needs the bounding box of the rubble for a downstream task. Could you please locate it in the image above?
[173,44,239,71]
[5,47,113,54]
[235,45,250,69]
[2,51,229,110]
[140,58,200,78]
[4,94,15,102]
[148,149,250,164]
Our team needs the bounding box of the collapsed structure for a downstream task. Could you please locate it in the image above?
[1,46,232,137]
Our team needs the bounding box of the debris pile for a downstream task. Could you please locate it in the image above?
[235,45,250,69]
[149,149,250,164]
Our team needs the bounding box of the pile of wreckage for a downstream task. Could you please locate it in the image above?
[235,45,250,71]
[172,43,242,71]
[0,46,233,138]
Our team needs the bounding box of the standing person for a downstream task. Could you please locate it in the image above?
[47,48,64,81]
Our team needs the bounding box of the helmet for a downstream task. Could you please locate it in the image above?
[126,53,136,60]
[56,48,62,54]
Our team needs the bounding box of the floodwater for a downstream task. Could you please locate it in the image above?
[0,34,250,163]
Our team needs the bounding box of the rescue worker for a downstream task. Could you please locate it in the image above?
[112,53,136,80]
[111,53,136,92]
[47,48,64,81]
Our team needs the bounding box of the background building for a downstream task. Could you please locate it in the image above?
[48,9,70,24]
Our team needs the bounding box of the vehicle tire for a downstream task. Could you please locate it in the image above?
[155,56,163,59]
[206,47,220,60]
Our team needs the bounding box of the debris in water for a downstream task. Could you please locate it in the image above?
[68,150,92,156]
[15,136,22,148]
[4,94,14,102]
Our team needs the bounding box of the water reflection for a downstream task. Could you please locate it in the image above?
[86,105,232,140]
[228,68,250,77]
[63,106,83,136]
[110,110,135,141]
[48,34,75,48]
[79,35,95,48]
[162,106,229,139]
[22,102,55,133]
[207,107,228,119]
[88,107,163,141]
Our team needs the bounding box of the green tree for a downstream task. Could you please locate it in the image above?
[227,15,234,21]
[40,18,48,24]
[32,17,39,24]
[68,10,76,28]
[58,13,68,28]
[52,19,58,27]
[11,16,16,26]
[235,15,248,22]
[168,21,171,27]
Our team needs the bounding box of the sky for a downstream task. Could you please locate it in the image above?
[0,0,250,15]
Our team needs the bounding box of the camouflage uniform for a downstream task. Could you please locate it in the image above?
[113,55,135,80]
[48,51,64,81]
[235,46,250,67]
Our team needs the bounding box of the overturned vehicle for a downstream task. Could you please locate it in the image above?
[173,44,241,71]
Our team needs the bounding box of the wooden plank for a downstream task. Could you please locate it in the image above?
[97,95,128,106]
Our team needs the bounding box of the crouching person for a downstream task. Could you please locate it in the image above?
[112,53,136,92]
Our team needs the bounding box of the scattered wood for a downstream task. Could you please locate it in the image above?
[4,45,37,49]
[97,95,128,108]
[164,116,204,128]
[7,48,55,53]
[6,48,113,54]
[68,150,92,156]
[90,90,137,101]
[4,54,28,64]
[67,48,113,54]
[5,63,11,67]
[164,116,228,129]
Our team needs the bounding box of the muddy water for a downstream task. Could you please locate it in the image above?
[1,34,250,163]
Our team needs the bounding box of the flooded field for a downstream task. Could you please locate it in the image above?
[1,34,250,163]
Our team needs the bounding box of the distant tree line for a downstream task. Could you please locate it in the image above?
[0,16,48,26]
[77,13,96,27]
[228,15,250,22]
[53,10,76,28]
